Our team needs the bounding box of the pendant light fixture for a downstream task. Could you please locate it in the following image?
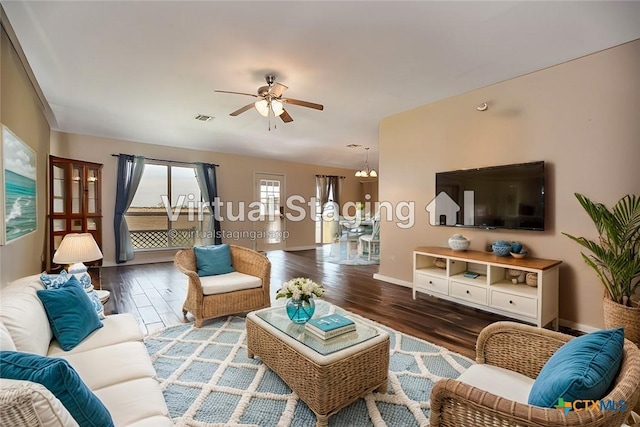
[355,147,377,178]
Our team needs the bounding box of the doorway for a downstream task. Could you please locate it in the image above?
[254,173,286,252]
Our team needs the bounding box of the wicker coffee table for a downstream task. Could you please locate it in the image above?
[246,302,389,427]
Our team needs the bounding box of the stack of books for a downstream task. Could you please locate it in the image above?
[305,314,356,340]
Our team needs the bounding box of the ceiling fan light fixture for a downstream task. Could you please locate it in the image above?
[255,99,269,117]
[271,99,284,116]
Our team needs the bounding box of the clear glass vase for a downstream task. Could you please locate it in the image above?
[285,297,315,323]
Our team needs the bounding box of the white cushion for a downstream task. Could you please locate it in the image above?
[200,271,262,295]
[93,378,170,427]
[0,275,52,355]
[0,321,16,351]
[47,313,143,356]
[0,379,79,427]
[60,341,157,391]
[456,363,535,405]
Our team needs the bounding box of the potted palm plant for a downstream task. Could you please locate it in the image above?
[563,193,640,344]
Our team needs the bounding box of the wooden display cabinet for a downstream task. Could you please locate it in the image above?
[48,156,103,271]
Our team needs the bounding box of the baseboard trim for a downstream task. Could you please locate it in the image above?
[284,245,320,252]
[373,273,412,288]
[559,319,599,333]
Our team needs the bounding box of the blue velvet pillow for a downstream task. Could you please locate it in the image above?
[41,269,105,319]
[194,244,235,277]
[528,328,624,408]
[36,276,103,351]
[0,351,114,426]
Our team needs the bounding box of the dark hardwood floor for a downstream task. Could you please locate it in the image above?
[101,247,521,359]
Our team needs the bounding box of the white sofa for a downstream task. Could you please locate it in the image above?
[0,274,173,427]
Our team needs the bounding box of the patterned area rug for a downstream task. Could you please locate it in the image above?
[145,304,473,426]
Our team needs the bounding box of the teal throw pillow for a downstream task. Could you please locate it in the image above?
[194,244,235,277]
[40,270,105,319]
[528,327,624,408]
[0,351,114,426]
[36,276,103,351]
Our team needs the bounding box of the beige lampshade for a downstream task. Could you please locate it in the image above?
[53,233,103,264]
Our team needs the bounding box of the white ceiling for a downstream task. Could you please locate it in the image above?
[3,1,640,170]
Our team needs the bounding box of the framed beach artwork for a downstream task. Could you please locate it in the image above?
[0,125,37,245]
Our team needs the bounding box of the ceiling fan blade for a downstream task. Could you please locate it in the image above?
[230,103,255,116]
[214,90,258,98]
[270,82,288,97]
[284,98,324,111]
[280,109,293,123]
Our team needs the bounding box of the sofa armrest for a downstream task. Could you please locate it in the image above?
[0,379,79,427]
[476,321,571,379]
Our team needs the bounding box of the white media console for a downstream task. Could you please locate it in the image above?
[413,247,561,329]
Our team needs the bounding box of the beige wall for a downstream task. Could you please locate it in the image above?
[0,25,50,286]
[360,180,379,216]
[50,132,360,266]
[378,40,640,330]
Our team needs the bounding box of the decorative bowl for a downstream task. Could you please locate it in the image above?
[508,268,522,277]
[510,252,526,259]
[491,241,512,257]
[448,234,470,251]
[511,241,523,253]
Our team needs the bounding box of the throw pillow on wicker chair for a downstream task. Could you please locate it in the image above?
[194,244,235,277]
[528,327,624,407]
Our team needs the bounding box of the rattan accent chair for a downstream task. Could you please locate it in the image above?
[174,245,271,327]
[430,321,640,427]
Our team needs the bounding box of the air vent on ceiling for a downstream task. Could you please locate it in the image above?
[195,114,214,122]
[346,144,362,148]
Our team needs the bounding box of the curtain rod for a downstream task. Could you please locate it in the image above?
[315,175,346,178]
[111,153,219,167]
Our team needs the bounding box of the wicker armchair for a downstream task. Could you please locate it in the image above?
[174,245,271,327]
[430,321,640,427]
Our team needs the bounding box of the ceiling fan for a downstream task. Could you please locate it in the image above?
[215,74,324,126]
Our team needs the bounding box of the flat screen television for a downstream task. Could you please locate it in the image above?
[434,161,545,231]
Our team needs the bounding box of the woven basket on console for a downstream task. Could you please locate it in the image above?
[525,272,538,287]
[603,297,640,347]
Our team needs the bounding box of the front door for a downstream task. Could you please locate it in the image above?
[254,173,285,252]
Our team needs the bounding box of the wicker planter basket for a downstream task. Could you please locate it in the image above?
[603,297,640,346]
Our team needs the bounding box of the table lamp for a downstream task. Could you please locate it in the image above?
[53,233,103,272]
[52,233,109,303]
